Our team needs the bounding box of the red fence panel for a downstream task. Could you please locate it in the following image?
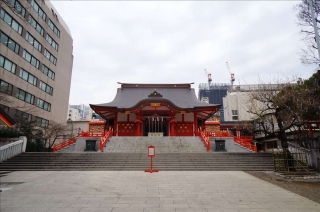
[199,130,210,151]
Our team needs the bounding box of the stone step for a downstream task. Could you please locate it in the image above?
[0,152,274,171]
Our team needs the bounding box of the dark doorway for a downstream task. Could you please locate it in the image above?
[143,117,168,136]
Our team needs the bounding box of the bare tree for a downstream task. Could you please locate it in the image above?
[295,0,320,65]
[247,81,303,148]
[39,121,69,152]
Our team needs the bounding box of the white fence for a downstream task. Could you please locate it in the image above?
[0,137,27,162]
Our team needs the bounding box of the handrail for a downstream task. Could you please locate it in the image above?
[205,131,232,138]
[233,137,257,152]
[53,136,77,152]
[0,139,26,162]
[81,131,105,137]
[199,130,210,151]
[99,130,112,151]
[80,131,105,137]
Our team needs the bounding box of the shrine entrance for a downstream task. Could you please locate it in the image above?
[143,116,169,136]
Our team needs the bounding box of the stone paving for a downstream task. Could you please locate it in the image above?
[0,171,319,212]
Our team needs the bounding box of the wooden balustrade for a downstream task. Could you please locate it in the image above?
[80,131,105,137]
[205,131,231,138]
[99,130,112,151]
[199,130,210,151]
[233,137,257,152]
[53,136,77,152]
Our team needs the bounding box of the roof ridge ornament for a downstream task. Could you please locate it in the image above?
[148,89,163,98]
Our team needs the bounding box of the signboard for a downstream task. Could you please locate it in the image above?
[148,146,155,156]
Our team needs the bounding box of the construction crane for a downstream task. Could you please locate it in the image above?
[204,69,212,86]
[226,62,235,85]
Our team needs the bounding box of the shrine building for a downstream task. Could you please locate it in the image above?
[90,83,220,136]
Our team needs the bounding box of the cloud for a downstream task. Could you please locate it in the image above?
[51,1,318,105]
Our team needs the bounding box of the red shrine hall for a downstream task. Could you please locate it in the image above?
[90,83,220,136]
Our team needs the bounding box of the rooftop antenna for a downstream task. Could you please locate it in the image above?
[226,62,235,86]
[204,69,212,86]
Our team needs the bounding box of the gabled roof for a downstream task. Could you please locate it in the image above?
[90,83,221,120]
[91,83,219,109]
[0,107,15,127]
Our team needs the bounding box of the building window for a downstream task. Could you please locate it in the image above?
[16,89,35,104]
[0,54,17,74]
[30,0,46,21]
[5,0,26,17]
[39,81,53,95]
[0,79,13,95]
[0,104,10,113]
[25,32,42,52]
[37,98,51,112]
[28,15,44,37]
[0,9,23,35]
[14,109,33,122]
[0,31,20,54]
[44,49,57,65]
[232,110,238,120]
[19,69,37,86]
[48,19,60,37]
[35,116,49,127]
[45,34,58,51]
[22,50,40,69]
[41,65,55,80]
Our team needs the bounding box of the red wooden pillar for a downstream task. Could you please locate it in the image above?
[308,123,313,138]
[113,112,118,136]
[135,119,142,136]
[169,119,177,136]
[194,111,198,136]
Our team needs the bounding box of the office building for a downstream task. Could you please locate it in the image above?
[0,0,73,126]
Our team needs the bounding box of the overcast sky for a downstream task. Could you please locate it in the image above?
[50,0,318,106]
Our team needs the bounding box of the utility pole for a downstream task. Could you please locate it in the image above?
[309,0,320,61]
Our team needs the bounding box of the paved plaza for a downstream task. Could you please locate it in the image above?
[0,171,319,212]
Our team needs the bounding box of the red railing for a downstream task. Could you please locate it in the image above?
[199,130,210,151]
[205,131,232,138]
[80,131,105,137]
[99,130,112,151]
[233,137,257,152]
[53,136,77,152]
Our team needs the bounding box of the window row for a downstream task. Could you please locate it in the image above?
[25,32,42,52]
[16,88,35,104]
[37,98,51,112]
[39,81,53,95]
[44,49,56,65]
[0,30,20,54]
[28,15,44,36]
[30,0,46,21]
[48,19,60,37]
[42,65,55,80]
[15,109,33,122]
[6,0,26,17]
[0,55,16,74]
[45,34,58,51]
[0,79,13,95]
[0,104,49,127]
[0,9,23,35]
[0,104,10,114]
[22,50,40,69]
[36,116,49,127]
[1,81,53,112]
[19,68,37,86]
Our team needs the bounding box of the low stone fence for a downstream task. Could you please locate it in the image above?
[0,137,27,162]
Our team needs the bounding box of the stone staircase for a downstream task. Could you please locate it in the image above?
[0,152,274,171]
[103,136,208,153]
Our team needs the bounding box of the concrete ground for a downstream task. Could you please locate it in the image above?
[0,171,319,212]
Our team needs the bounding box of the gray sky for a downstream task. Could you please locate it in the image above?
[50,0,318,106]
